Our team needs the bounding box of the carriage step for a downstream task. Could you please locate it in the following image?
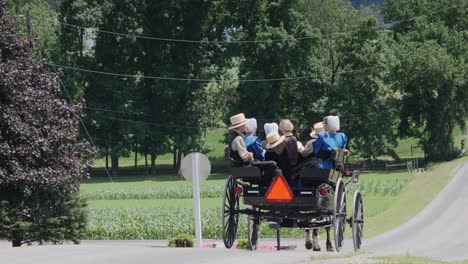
[269,222,281,251]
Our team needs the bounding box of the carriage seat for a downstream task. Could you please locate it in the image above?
[298,167,331,185]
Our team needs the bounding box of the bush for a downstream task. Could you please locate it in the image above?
[168,234,194,248]
[0,3,96,247]
[236,239,249,250]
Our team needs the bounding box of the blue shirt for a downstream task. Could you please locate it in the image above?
[314,132,348,169]
[245,135,265,161]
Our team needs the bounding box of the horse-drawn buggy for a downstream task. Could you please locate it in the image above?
[221,149,364,251]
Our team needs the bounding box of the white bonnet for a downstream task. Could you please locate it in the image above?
[327,115,340,132]
[264,122,279,136]
[245,118,257,134]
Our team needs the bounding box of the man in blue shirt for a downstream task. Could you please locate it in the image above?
[314,115,348,169]
[245,118,265,161]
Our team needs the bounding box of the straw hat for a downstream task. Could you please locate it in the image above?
[266,131,286,149]
[310,121,326,139]
[228,113,247,130]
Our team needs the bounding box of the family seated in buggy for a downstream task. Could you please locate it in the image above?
[227,113,348,180]
[226,113,350,252]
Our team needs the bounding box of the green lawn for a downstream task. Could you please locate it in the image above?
[81,155,467,240]
[92,124,465,169]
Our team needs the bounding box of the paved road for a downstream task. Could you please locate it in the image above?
[366,160,468,261]
[1,160,467,264]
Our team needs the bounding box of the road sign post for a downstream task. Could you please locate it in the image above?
[180,152,211,249]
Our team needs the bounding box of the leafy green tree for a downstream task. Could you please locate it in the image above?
[138,0,228,170]
[84,0,143,174]
[384,0,468,160]
[0,3,96,246]
[392,40,467,160]
[228,0,325,140]
[5,0,59,59]
[335,18,400,160]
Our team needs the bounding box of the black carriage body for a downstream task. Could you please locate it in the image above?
[222,148,363,251]
[231,161,338,228]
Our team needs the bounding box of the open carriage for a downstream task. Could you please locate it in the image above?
[221,149,364,251]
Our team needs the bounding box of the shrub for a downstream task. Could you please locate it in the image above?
[168,234,194,248]
[0,3,96,247]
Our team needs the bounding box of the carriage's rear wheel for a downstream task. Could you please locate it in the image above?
[333,178,346,252]
[352,190,364,251]
[222,176,239,249]
[247,215,260,251]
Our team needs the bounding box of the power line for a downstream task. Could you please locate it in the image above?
[54,73,114,182]
[45,62,381,82]
[54,5,456,44]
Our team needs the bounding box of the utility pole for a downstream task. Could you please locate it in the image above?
[26,3,32,47]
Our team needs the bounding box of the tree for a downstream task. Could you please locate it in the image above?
[85,0,143,174]
[138,0,228,171]
[335,18,400,160]
[228,0,325,140]
[393,40,467,160]
[5,0,59,59]
[384,0,468,160]
[0,2,96,246]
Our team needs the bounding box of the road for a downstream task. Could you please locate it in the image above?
[1,160,467,264]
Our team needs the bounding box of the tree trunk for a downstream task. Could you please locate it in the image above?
[105,147,109,171]
[173,147,177,169]
[134,144,138,169]
[111,154,118,175]
[151,153,157,174]
[176,148,182,171]
[11,230,21,247]
[144,153,148,174]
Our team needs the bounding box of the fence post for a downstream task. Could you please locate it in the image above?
[385,163,388,175]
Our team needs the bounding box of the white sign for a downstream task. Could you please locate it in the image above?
[180,152,211,183]
[180,152,211,248]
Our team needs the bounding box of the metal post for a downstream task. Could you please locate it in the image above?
[192,154,202,248]
[276,228,280,251]
[410,146,413,157]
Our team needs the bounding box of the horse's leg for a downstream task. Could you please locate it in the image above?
[312,228,321,251]
[305,229,312,250]
[326,227,334,252]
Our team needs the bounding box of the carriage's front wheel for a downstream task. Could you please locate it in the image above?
[352,190,364,251]
[333,177,346,252]
[247,214,260,251]
[222,175,240,249]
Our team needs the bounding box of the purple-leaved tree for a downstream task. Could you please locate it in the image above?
[0,1,96,247]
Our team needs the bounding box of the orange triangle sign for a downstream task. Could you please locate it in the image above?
[265,176,294,203]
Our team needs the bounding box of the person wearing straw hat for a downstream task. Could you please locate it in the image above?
[262,122,279,149]
[279,119,298,166]
[245,118,265,161]
[264,131,290,179]
[301,121,326,158]
[227,113,254,162]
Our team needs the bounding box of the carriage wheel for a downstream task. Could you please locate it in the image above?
[352,190,364,251]
[247,215,260,251]
[333,177,346,252]
[222,175,240,249]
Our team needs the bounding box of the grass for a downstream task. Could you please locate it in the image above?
[310,253,468,263]
[92,128,227,169]
[92,124,466,169]
[310,251,367,262]
[363,156,466,238]
[81,155,466,240]
[81,170,413,240]
[372,254,468,264]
